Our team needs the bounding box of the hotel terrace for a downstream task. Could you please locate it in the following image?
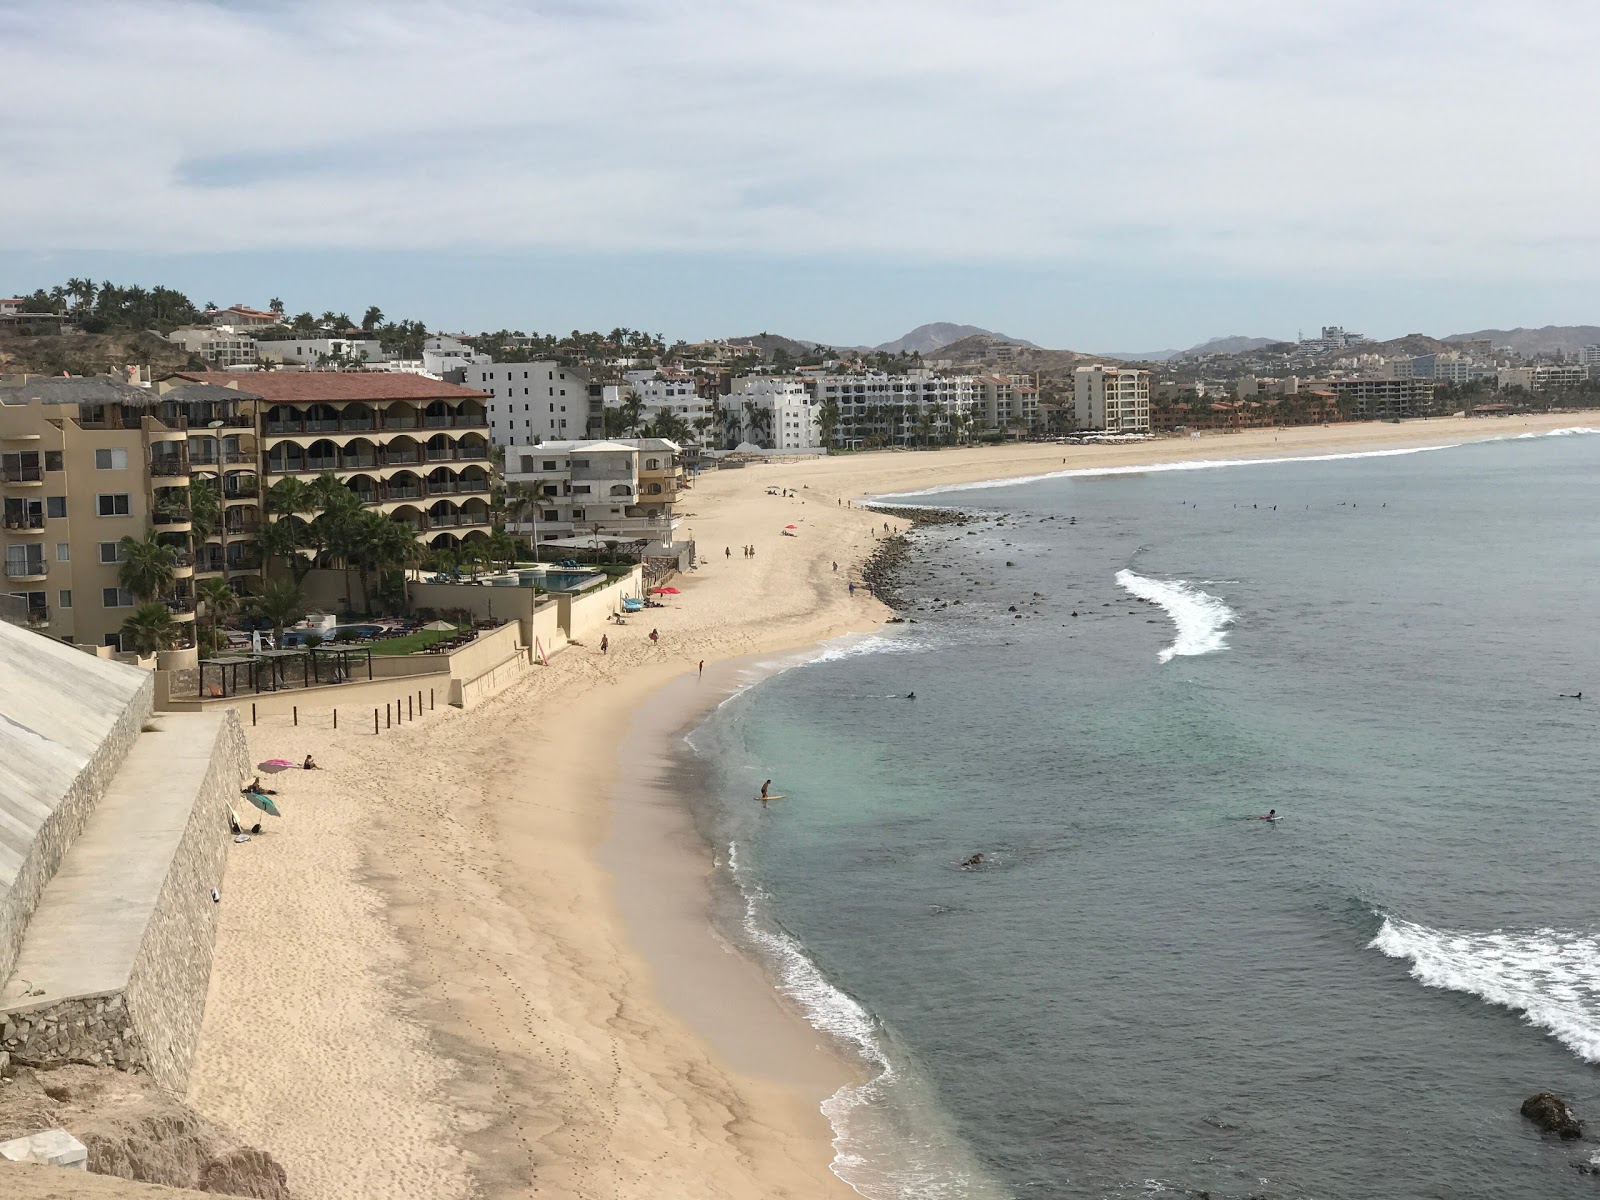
[165,372,494,548]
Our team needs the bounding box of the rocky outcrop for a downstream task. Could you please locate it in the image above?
[0,1064,290,1197]
[1522,1091,1584,1140]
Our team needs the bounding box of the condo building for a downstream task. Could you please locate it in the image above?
[456,361,590,447]
[1074,365,1151,433]
[812,372,978,449]
[501,438,682,545]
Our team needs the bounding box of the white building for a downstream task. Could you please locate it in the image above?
[1578,345,1600,367]
[460,361,590,447]
[812,371,979,449]
[166,326,259,369]
[256,337,386,368]
[603,370,717,437]
[421,335,490,378]
[1074,365,1151,433]
[502,438,680,544]
[723,377,822,450]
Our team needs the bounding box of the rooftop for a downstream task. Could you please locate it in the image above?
[0,376,155,407]
[165,371,491,403]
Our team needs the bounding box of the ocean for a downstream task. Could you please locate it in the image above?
[682,429,1600,1200]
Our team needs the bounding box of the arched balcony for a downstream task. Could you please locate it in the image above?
[303,439,340,473]
[455,434,489,462]
[222,469,259,501]
[340,402,377,433]
[346,473,381,506]
[384,402,420,432]
[387,470,424,503]
[390,505,426,534]
[342,437,379,471]
[608,483,634,498]
[384,435,423,469]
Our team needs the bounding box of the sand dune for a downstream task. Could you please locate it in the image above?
[183,414,1585,1200]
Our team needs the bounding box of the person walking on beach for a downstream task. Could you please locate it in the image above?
[649,628,659,645]
[600,634,608,654]
[832,561,838,572]
[725,546,731,559]
[698,660,704,676]
[848,581,855,595]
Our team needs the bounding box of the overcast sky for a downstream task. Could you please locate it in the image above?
[3,0,1598,350]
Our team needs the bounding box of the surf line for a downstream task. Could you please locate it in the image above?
[1115,569,1236,664]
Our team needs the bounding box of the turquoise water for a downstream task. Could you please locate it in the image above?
[685,430,1600,1200]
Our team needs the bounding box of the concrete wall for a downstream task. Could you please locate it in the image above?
[123,710,245,1091]
[410,580,539,625]
[555,567,644,643]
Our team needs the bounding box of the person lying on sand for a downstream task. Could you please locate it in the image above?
[242,778,277,796]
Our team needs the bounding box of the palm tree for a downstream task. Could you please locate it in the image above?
[269,297,285,316]
[265,476,315,520]
[487,527,517,571]
[249,578,307,648]
[118,528,177,602]
[254,517,311,582]
[361,305,384,332]
[188,476,221,545]
[619,390,646,438]
[196,577,237,656]
[818,401,841,451]
[459,540,488,580]
[120,603,180,656]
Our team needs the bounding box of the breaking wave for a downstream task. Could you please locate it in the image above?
[807,633,933,664]
[1370,915,1600,1062]
[1115,570,1236,664]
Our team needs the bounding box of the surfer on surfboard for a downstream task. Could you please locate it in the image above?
[1254,809,1279,822]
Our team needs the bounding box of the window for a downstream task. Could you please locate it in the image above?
[58,589,72,609]
[542,460,556,471]
[45,451,63,472]
[46,496,66,518]
[542,509,558,521]
[99,541,124,563]
[96,493,132,517]
[519,456,535,472]
[55,543,70,562]
[572,508,585,519]
[101,587,133,608]
[95,448,129,470]
[571,484,591,495]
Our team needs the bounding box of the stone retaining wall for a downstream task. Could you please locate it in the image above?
[125,711,245,1091]
[0,993,147,1073]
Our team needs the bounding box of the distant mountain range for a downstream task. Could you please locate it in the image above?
[1098,336,1283,362]
[1442,325,1600,356]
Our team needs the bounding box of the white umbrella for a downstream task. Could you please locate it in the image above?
[251,629,263,654]
[422,620,455,631]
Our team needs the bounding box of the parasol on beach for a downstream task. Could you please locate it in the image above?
[258,759,298,773]
[649,587,680,595]
[784,524,798,529]
[244,791,281,818]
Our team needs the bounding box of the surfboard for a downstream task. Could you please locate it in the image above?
[756,794,787,801]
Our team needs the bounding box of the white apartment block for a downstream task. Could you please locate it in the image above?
[166,327,259,369]
[502,438,680,543]
[812,372,978,449]
[421,335,490,378]
[256,337,386,367]
[603,370,717,436]
[462,361,589,447]
[1578,345,1600,367]
[1074,365,1151,433]
[724,377,822,450]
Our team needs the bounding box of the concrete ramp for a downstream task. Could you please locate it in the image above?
[0,711,246,1090]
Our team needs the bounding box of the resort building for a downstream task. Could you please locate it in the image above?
[601,370,718,440]
[975,374,1039,434]
[0,376,220,649]
[812,371,979,449]
[167,371,494,551]
[1074,365,1151,433]
[723,377,822,450]
[1305,377,1437,419]
[1496,364,1590,393]
[255,337,387,368]
[455,361,591,447]
[502,438,682,545]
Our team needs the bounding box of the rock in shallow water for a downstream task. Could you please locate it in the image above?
[1522,1091,1584,1139]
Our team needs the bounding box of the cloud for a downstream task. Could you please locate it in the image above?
[3,0,1599,281]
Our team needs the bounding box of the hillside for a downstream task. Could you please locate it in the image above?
[1444,325,1600,356]
[1332,333,1453,361]
[932,334,1098,377]
[0,330,201,377]
[724,332,834,360]
[874,322,1037,356]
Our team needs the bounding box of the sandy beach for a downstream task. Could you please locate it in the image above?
[182,412,1590,1200]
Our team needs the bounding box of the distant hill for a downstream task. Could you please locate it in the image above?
[0,329,199,376]
[1099,335,1280,362]
[724,332,836,360]
[874,323,1037,356]
[1333,333,1453,361]
[1444,325,1600,356]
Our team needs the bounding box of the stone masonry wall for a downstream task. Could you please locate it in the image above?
[0,992,148,1074]
[125,710,247,1092]
[0,674,154,989]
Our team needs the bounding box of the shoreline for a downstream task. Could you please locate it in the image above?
[182,412,1596,1200]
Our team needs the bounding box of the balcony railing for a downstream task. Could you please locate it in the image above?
[151,509,192,526]
[26,605,49,626]
[426,511,492,528]
[0,466,43,483]
[4,560,47,578]
[166,596,195,613]
[264,414,413,436]
[190,449,252,466]
[2,513,44,530]
[150,459,190,477]
[171,550,195,567]
[226,550,263,571]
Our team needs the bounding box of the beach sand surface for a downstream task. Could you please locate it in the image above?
[184,413,1587,1200]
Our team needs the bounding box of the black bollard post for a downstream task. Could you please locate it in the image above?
[408,696,413,721]
[251,703,257,727]
[386,703,391,729]
[333,709,338,730]
[293,705,298,727]
[374,708,379,735]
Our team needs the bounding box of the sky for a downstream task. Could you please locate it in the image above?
[3,0,1599,352]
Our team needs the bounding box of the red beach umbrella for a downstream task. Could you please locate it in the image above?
[650,586,681,595]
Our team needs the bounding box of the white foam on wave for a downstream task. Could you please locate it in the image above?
[807,633,932,664]
[1115,570,1236,664]
[724,845,998,1199]
[1370,915,1600,1062]
[870,425,1600,501]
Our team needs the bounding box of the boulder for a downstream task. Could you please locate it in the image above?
[1522,1091,1584,1140]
